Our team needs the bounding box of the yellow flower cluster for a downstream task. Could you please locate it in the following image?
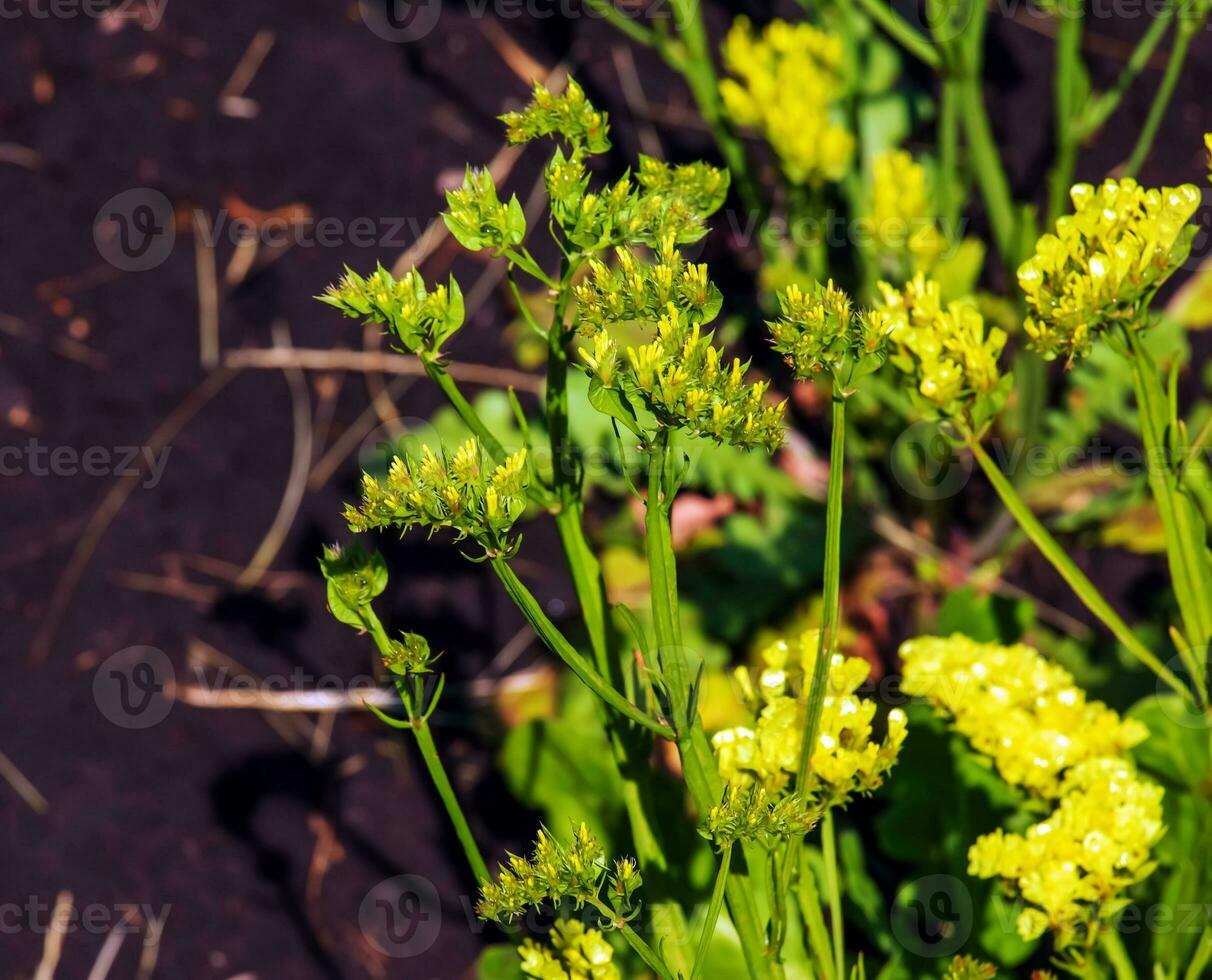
[899,635,1148,797]
[900,635,1162,946]
[968,758,1164,943]
[878,274,1008,426]
[518,920,619,980]
[712,632,907,807]
[1018,178,1202,362]
[866,150,946,273]
[582,302,786,453]
[347,438,528,550]
[719,17,854,185]
[1206,133,1212,182]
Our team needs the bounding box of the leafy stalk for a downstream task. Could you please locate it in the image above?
[821,810,845,980]
[1124,330,1212,700]
[797,844,836,980]
[587,895,675,980]
[644,428,774,980]
[796,392,846,793]
[1123,7,1205,177]
[690,844,733,980]
[1047,0,1086,225]
[490,557,672,737]
[967,438,1192,702]
[360,607,489,883]
[851,0,941,69]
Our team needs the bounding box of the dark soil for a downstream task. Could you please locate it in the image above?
[1,1,1209,978]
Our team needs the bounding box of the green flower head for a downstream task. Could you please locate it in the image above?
[500,77,610,155]
[319,264,464,356]
[1019,178,1202,362]
[442,166,527,253]
[346,437,529,554]
[768,279,890,386]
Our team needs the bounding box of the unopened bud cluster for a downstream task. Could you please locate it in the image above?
[767,279,890,385]
[320,265,464,356]
[345,438,528,552]
[443,167,527,253]
[476,823,641,924]
[702,783,821,850]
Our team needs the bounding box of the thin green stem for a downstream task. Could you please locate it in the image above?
[1077,0,1179,138]
[588,896,675,980]
[690,845,733,980]
[957,71,1022,272]
[1184,922,1212,980]
[411,722,490,883]
[851,0,941,68]
[1123,11,1202,177]
[796,393,846,793]
[1125,331,1212,697]
[663,0,763,215]
[644,428,773,980]
[501,246,557,289]
[821,810,845,980]
[797,844,836,980]
[969,438,1191,701]
[423,358,506,462]
[1100,926,1137,980]
[581,0,664,49]
[937,75,962,241]
[1047,0,1086,225]
[359,608,489,883]
[490,557,672,738]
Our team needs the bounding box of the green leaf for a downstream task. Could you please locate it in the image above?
[933,587,1034,645]
[476,944,526,980]
[1127,693,1211,788]
[587,377,643,437]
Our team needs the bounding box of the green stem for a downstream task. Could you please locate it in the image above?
[489,557,671,738]
[690,844,733,980]
[644,428,773,980]
[796,392,846,793]
[582,0,664,49]
[969,438,1191,701]
[360,608,489,883]
[852,0,941,68]
[588,896,675,980]
[501,246,557,289]
[1184,922,1212,980]
[821,810,845,980]
[663,0,763,216]
[1123,10,1202,177]
[1101,925,1136,980]
[1077,0,1178,139]
[1047,0,1085,225]
[797,844,836,980]
[1125,331,1212,697]
[957,70,1021,273]
[423,358,506,462]
[411,721,490,883]
[937,75,962,241]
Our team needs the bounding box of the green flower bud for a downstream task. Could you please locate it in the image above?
[317,542,387,629]
[382,632,434,676]
[442,166,526,253]
[319,264,464,356]
[767,279,890,385]
[500,77,611,154]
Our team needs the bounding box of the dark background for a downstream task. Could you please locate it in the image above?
[2,1,1211,977]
